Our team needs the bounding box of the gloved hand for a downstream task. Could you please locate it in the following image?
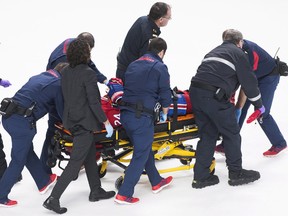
[108,77,123,86]
[235,108,242,123]
[0,79,11,88]
[246,105,265,124]
[106,78,124,102]
[104,122,114,138]
[159,111,167,123]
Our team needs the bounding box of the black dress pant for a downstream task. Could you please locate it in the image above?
[51,129,101,199]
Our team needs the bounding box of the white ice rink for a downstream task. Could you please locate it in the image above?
[1,0,288,215]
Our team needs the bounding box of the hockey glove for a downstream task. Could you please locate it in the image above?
[246,105,265,124]
[107,78,124,103]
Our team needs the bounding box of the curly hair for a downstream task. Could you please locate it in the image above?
[66,38,90,68]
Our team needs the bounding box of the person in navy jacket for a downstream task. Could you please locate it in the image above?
[190,29,264,189]
[42,32,108,174]
[0,63,67,207]
[216,39,287,157]
[116,2,171,83]
[0,78,11,181]
[114,37,173,205]
[46,32,107,84]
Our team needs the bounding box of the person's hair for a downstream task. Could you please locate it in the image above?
[148,37,167,54]
[222,29,243,44]
[53,62,69,73]
[66,38,90,68]
[148,2,170,20]
[77,32,95,49]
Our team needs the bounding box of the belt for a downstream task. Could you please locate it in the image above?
[16,102,36,117]
[119,101,154,116]
[191,81,218,92]
[16,106,29,116]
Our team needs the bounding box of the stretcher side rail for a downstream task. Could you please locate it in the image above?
[48,113,200,174]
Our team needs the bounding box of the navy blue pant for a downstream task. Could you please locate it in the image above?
[0,115,51,202]
[189,87,242,181]
[0,133,7,179]
[239,75,286,148]
[118,110,162,197]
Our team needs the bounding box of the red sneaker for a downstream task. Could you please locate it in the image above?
[39,174,57,194]
[114,194,139,205]
[215,144,225,156]
[0,199,18,208]
[263,146,287,157]
[152,176,173,194]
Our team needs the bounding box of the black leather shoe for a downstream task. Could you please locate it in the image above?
[43,196,67,214]
[89,187,116,202]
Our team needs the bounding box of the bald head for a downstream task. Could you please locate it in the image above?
[77,32,95,49]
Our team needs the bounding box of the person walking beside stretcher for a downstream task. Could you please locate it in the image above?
[42,32,109,175]
[189,29,265,189]
[0,63,68,207]
[114,37,173,204]
[215,38,287,157]
[43,39,115,214]
[0,78,12,182]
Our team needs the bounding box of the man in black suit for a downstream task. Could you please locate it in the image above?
[43,38,115,214]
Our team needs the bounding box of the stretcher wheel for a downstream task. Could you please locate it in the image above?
[47,139,57,168]
[98,163,107,178]
[180,159,192,165]
[46,157,57,168]
[115,176,124,190]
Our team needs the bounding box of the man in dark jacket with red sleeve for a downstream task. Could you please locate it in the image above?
[189,29,264,189]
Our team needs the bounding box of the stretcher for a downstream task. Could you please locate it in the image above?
[47,112,216,188]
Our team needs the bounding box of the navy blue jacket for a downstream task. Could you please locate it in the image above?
[192,41,262,108]
[121,52,171,112]
[12,69,64,121]
[117,16,161,71]
[242,39,277,79]
[46,38,107,83]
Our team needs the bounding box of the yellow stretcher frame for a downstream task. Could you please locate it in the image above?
[49,114,216,181]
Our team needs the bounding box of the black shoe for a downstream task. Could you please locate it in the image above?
[43,196,67,214]
[89,187,116,202]
[192,174,219,189]
[228,169,260,186]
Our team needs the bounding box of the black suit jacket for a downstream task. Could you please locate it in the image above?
[61,64,107,132]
